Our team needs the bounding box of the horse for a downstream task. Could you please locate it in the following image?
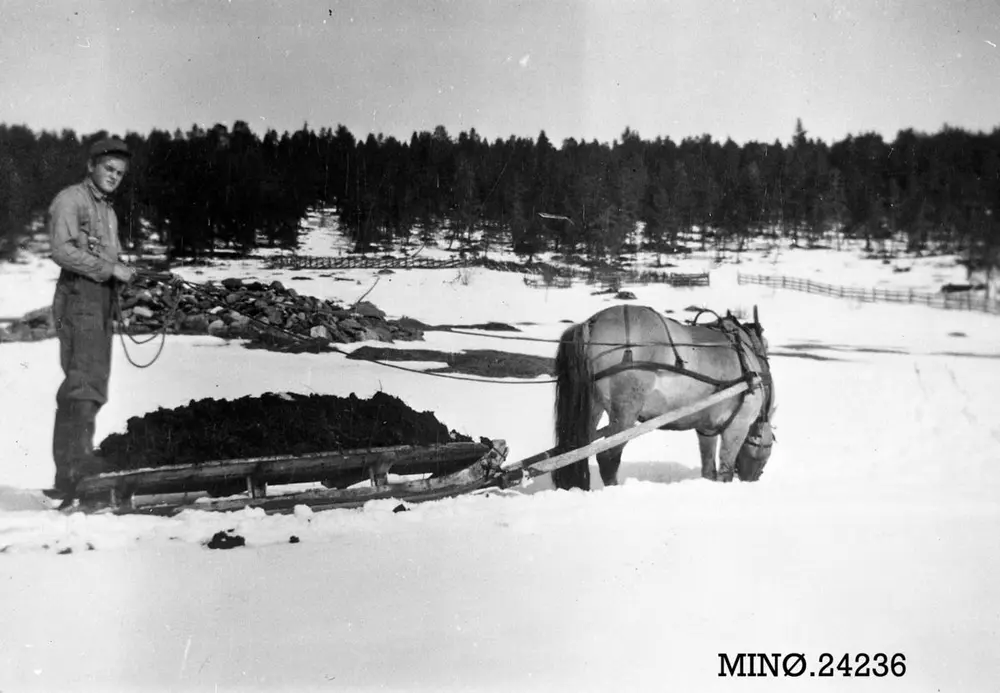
[552,304,775,490]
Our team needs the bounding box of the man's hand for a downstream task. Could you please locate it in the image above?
[111,263,136,284]
[137,270,183,287]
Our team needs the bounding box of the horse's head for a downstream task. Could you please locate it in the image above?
[736,419,774,482]
[735,304,776,483]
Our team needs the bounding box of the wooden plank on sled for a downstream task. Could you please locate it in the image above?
[501,377,758,480]
[75,441,495,500]
[82,441,509,516]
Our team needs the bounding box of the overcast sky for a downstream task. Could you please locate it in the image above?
[2,0,998,146]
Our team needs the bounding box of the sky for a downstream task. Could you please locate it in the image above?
[2,0,999,146]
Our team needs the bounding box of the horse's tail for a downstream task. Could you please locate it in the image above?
[552,322,593,490]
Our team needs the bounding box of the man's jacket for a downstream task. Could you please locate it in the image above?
[48,179,122,283]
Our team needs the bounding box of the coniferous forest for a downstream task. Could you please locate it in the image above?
[1,119,998,269]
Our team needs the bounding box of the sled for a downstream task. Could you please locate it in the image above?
[72,440,509,516]
[68,378,756,516]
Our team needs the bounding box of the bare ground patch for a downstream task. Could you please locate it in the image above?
[347,346,555,379]
[424,321,522,332]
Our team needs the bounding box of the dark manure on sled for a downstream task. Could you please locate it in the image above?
[97,391,471,470]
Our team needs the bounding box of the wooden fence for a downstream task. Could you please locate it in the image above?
[738,273,1000,315]
[623,271,710,287]
[267,255,466,270]
[524,271,709,290]
[267,254,710,289]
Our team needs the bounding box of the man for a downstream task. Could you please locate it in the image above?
[48,137,136,496]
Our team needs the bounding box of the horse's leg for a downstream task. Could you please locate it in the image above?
[596,420,626,488]
[588,406,624,488]
[596,445,624,487]
[697,432,718,480]
[717,416,755,483]
[598,388,643,487]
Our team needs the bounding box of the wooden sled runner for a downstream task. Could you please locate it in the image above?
[70,378,757,516]
[72,440,510,515]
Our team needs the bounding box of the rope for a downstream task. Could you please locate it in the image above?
[443,327,734,348]
[114,278,181,369]
[117,324,168,368]
[352,275,381,309]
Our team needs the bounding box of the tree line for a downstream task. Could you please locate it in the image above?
[1,119,998,268]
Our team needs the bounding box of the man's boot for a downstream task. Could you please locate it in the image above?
[66,400,109,489]
[51,406,75,494]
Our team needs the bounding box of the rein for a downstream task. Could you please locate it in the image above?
[114,272,182,369]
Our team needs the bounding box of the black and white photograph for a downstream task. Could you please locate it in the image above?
[1,1,998,690]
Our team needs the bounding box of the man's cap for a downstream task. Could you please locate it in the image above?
[88,137,131,160]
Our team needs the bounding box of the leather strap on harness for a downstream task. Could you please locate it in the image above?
[592,359,753,390]
[656,310,686,369]
[621,304,633,365]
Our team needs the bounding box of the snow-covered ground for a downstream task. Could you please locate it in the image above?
[1,219,999,692]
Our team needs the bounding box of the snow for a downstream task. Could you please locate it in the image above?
[1,221,999,692]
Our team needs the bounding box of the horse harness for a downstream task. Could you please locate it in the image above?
[588,305,774,435]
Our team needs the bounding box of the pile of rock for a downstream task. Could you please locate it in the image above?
[0,307,53,342]
[0,277,425,349]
